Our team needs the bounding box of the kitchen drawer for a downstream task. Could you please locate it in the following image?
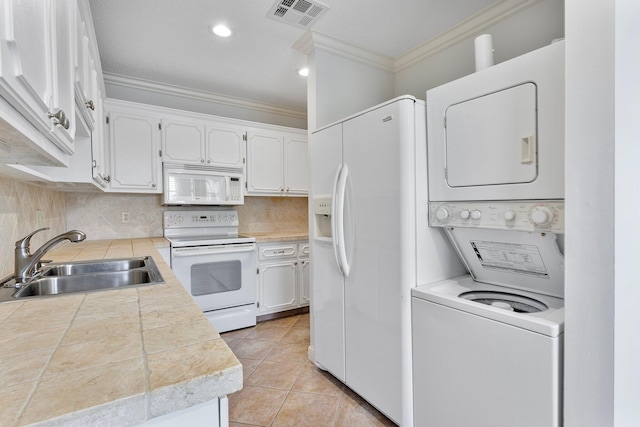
[298,243,310,257]
[258,244,297,260]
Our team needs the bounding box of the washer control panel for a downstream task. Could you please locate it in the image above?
[429,200,564,232]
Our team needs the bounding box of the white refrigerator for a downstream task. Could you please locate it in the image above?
[309,96,464,425]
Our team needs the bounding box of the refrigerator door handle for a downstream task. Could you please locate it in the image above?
[331,164,344,276]
[336,163,350,277]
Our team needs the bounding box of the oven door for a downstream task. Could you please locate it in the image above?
[170,243,257,312]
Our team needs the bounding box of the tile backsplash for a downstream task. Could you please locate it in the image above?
[0,177,308,278]
[66,193,309,239]
[0,176,67,277]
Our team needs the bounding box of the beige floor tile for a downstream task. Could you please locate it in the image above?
[265,341,311,364]
[281,326,310,344]
[222,325,257,340]
[246,322,291,342]
[292,313,310,328]
[228,385,288,426]
[233,338,277,360]
[335,389,396,427]
[245,360,306,390]
[272,391,340,427]
[238,357,262,383]
[292,365,345,397]
[264,315,300,329]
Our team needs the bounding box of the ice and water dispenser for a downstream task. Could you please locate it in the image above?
[313,196,333,240]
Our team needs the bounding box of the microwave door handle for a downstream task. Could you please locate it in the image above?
[172,244,256,257]
[225,176,230,200]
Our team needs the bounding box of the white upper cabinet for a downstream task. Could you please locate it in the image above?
[0,0,76,155]
[74,4,98,129]
[106,101,162,193]
[284,134,309,195]
[161,118,206,164]
[161,117,245,169]
[205,125,245,169]
[246,129,308,196]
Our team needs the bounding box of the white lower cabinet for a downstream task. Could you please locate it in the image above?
[257,241,310,315]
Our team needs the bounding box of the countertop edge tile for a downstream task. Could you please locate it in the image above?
[27,393,147,427]
[148,364,243,418]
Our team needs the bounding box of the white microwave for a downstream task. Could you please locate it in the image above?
[163,164,244,205]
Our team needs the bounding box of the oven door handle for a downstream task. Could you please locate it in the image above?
[172,243,256,257]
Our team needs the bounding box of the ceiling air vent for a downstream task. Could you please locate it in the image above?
[267,0,329,29]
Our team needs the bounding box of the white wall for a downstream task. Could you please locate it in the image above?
[394,0,565,97]
[565,0,640,426]
[309,49,394,131]
[614,2,640,425]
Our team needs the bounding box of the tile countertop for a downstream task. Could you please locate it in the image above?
[249,231,309,243]
[0,238,242,427]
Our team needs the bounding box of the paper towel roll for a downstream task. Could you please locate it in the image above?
[474,34,494,71]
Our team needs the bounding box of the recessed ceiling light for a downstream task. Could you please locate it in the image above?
[298,67,309,77]
[211,24,232,38]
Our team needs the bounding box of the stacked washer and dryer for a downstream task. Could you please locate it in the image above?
[412,41,565,427]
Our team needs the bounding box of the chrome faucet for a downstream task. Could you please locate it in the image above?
[14,228,86,285]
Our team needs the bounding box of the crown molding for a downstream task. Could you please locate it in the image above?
[394,0,543,71]
[102,73,307,120]
[293,31,395,72]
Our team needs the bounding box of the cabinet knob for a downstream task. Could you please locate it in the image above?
[207,159,211,164]
[48,109,70,130]
[92,160,97,168]
[85,100,95,111]
[152,183,157,188]
[286,187,290,192]
[200,159,205,163]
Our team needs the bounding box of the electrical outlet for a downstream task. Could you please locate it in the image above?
[121,212,130,223]
[35,210,45,228]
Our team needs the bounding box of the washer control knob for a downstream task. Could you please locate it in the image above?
[460,210,470,220]
[504,210,516,221]
[531,206,554,226]
[470,210,482,220]
[435,207,451,222]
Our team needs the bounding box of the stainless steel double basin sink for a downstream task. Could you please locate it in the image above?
[11,256,165,299]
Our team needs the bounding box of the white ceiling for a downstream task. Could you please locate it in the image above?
[88,0,499,114]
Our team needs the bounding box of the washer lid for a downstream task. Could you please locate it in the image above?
[445,227,564,298]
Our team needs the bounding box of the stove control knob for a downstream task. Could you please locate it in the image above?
[470,210,482,220]
[504,210,516,221]
[460,210,470,220]
[435,207,451,222]
[531,206,554,226]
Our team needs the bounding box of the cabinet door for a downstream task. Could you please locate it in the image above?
[258,261,297,314]
[299,258,310,306]
[284,133,308,195]
[0,0,53,138]
[0,0,76,153]
[206,125,245,168]
[108,111,161,193]
[246,131,284,194]
[91,96,108,187]
[162,119,205,164]
[51,0,76,149]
